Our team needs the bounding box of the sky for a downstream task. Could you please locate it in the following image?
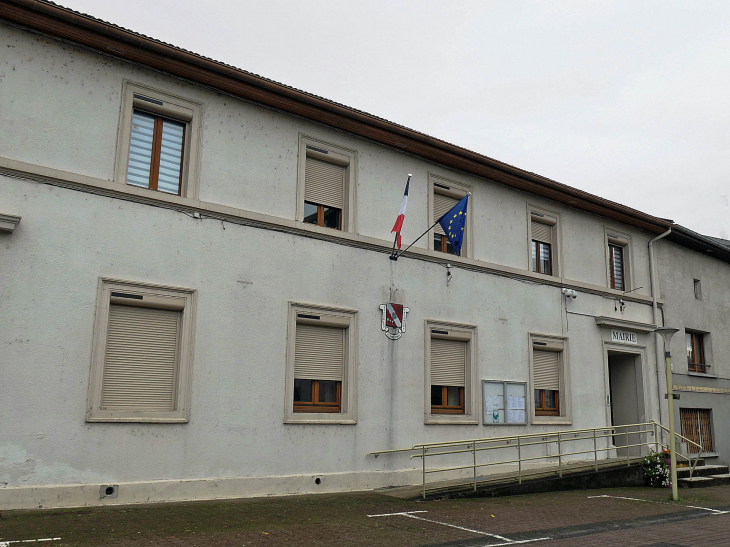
[63,0,730,238]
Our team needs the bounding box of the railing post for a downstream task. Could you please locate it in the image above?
[626,429,630,466]
[473,442,477,492]
[517,436,522,484]
[422,446,426,500]
[593,429,598,472]
[654,422,659,453]
[557,433,562,478]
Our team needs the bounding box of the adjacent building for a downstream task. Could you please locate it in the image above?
[0,0,727,510]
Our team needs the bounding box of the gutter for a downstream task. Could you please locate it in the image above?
[649,228,671,436]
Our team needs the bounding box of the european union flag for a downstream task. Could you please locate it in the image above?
[438,195,469,256]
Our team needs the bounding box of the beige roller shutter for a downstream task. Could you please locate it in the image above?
[532,220,552,243]
[433,192,459,236]
[101,304,181,411]
[294,323,345,381]
[533,349,560,391]
[431,338,466,387]
[305,156,345,209]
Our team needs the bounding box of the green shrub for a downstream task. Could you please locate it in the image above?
[643,449,670,487]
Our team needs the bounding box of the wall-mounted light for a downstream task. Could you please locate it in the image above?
[561,288,577,299]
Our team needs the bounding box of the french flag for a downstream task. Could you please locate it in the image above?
[391,174,411,249]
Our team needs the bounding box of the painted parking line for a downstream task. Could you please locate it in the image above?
[367,511,550,545]
[587,494,730,515]
[0,538,61,546]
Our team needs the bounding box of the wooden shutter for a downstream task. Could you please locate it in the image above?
[610,244,624,290]
[532,220,552,243]
[431,338,466,387]
[294,323,345,381]
[101,304,181,411]
[433,192,459,236]
[305,156,345,209]
[680,408,713,453]
[533,349,560,391]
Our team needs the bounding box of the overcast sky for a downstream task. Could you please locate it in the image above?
[65,0,730,238]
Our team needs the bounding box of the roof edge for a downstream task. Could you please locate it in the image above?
[2,0,673,233]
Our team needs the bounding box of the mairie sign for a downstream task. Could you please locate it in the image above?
[611,329,638,344]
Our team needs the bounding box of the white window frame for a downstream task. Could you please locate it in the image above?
[527,205,561,277]
[424,320,478,425]
[86,277,197,423]
[114,80,203,199]
[604,227,634,291]
[427,173,473,258]
[296,135,357,233]
[285,302,358,424]
[528,333,571,425]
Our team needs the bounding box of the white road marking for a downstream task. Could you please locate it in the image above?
[588,494,730,514]
[367,510,428,517]
[0,539,61,546]
[367,510,552,544]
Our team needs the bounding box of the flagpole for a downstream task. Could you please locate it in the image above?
[393,219,441,260]
[389,174,412,260]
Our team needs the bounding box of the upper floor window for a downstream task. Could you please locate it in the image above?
[297,137,356,232]
[429,174,471,257]
[686,331,707,374]
[529,208,559,276]
[115,82,203,199]
[605,230,632,291]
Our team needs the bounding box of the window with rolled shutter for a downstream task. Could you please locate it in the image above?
[304,156,345,210]
[100,304,181,411]
[531,220,552,244]
[533,349,560,391]
[294,323,345,382]
[433,192,459,236]
[431,338,466,387]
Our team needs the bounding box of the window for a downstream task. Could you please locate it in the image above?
[694,279,702,300]
[680,408,713,454]
[297,136,356,232]
[285,303,358,424]
[528,208,558,276]
[87,278,197,422]
[605,230,632,291]
[609,244,624,290]
[686,331,707,373]
[115,81,203,198]
[530,335,569,423]
[429,174,472,257]
[425,321,478,424]
[483,381,527,425]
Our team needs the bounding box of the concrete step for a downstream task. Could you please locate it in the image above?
[676,464,729,479]
[678,474,730,488]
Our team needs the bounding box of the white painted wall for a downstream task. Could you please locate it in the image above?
[0,24,663,506]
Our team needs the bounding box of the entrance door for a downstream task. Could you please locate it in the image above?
[608,352,645,457]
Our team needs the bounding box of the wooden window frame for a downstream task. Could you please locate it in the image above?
[297,135,357,233]
[294,380,342,413]
[528,207,560,277]
[529,333,571,425]
[430,385,465,415]
[687,331,707,374]
[131,110,186,195]
[609,244,625,290]
[303,201,342,230]
[114,81,202,199]
[435,233,456,255]
[532,240,552,275]
[86,278,197,423]
[534,389,560,416]
[285,302,358,424]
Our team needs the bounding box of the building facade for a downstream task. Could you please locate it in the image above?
[0,0,719,510]
[655,228,730,467]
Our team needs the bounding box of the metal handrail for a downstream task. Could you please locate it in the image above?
[651,420,703,478]
[369,421,701,498]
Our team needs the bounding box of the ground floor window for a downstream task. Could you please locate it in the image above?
[294,379,341,413]
[431,385,464,414]
[534,389,559,416]
[680,408,713,454]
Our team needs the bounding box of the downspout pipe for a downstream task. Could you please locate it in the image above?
[649,228,672,437]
